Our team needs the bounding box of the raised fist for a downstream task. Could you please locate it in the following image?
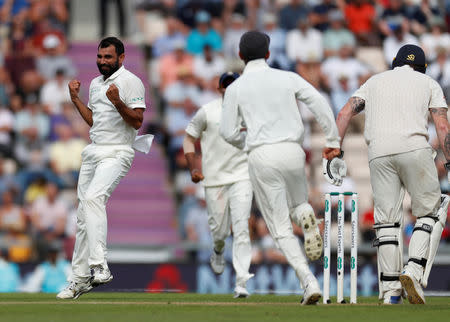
[106,84,120,105]
[68,80,81,101]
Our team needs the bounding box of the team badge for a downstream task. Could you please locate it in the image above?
[406,54,415,61]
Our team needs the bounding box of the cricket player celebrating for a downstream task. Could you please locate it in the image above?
[336,44,450,304]
[183,72,254,298]
[57,37,146,299]
[220,31,344,305]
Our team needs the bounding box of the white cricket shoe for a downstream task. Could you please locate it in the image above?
[210,250,225,275]
[301,278,322,305]
[233,285,250,298]
[300,212,323,261]
[399,267,425,304]
[91,265,113,286]
[383,290,404,304]
[56,281,93,300]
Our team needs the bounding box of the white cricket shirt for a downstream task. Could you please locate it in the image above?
[186,98,249,187]
[88,65,146,145]
[220,59,340,151]
[353,65,447,161]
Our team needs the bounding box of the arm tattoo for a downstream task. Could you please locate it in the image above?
[445,133,450,158]
[429,108,448,118]
[349,97,365,114]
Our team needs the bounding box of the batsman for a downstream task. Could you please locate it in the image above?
[336,44,450,304]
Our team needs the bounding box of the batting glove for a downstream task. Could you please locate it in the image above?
[323,153,347,186]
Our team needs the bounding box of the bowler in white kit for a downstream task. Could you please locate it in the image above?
[336,44,450,304]
[220,31,344,305]
[57,37,146,299]
[183,72,254,298]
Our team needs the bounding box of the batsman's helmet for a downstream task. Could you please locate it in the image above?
[392,44,427,73]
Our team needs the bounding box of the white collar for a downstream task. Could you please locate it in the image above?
[243,59,269,74]
[103,65,125,82]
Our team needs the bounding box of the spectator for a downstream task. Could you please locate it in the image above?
[310,0,337,31]
[152,14,186,59]
[98,0,125,37]
[286,16,323,64]
[330,75,355,116]
[262,13,290,70]
[0,158,18,197]
[409,0,441,36]
[29,0,69,33]
[36,34,76,80]
[342,0,377,45]
[382,18,419,64]
[40,68,71,115]
[0,0,30,25]
[13,96,50,167]
[420,16,450,62]
[29,181,68,261]
[159,39,193,91]
[427,47,450,100]
[20,244,70,293]
[0,189,31,262]
[49,123,86,188]
[378,0,410,37]
[0,67,13,107]
[222,13,247,67]
[163,68,200,172]
[193,44,226,89]
[0,248,21,292]
[323,10,356,58]
[278,0,309,31]
[186,10,222,55]
[0,104,14,158]
[321,44,371,95]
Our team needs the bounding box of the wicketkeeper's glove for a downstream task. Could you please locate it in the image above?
[322,152,347,186]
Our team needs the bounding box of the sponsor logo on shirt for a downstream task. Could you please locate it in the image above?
[131,97,144,102]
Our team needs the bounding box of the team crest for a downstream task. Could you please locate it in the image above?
[406,54,415,61]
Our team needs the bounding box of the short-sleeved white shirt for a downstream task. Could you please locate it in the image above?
[88,65,146,145]
[186,98,249,187]
[353,65,447,161]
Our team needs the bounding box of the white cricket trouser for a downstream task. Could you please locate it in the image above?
[369,148,441,296]
[247,142,314,288]
[204,179,253,285]
[370,148,441,223]
[71,143,134,282]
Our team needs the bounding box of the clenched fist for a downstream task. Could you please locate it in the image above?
[106,84,121,105]
[190,169,204,183]
[68,80,81,101]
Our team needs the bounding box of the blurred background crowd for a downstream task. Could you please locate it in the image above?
[0,0,450,293]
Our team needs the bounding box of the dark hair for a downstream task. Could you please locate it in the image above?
[98,37,125,56]
[239,31,270,62]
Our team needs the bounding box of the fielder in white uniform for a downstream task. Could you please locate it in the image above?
[220,31,343,305]
[336,44,450,304]
[183,72,254,298]
[57,37,146,299]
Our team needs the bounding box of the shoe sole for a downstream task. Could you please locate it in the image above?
[91,274,114,287]
[399,275,425,304]
[302,292,321,305]
[73,286,94,300]
[233,293,249,299]
[210,259,225,275]
[302,213,323,261]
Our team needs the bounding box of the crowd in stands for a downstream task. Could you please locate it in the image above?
[135,0,450,262]
[0,0,80,286]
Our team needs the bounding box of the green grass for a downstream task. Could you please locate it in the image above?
[0,293,449,322]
